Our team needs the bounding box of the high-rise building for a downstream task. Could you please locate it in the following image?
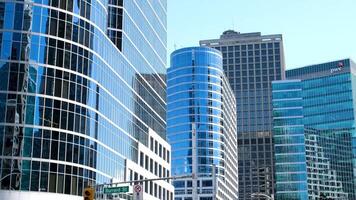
[272,59,356,199]
[167,47,238,200]
[0,0,173,199]
[200,30,285,199]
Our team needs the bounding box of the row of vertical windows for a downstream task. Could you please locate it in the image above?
[224,62,281,71]
[223,55,281,65]
[149,136,170,163]
[107,2,123,50]
[223,49,280,57]
[217,40,279,199]
[139,151,170,181]
[217,42,280,52]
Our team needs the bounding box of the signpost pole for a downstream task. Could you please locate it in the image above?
[104,183,107,200]
[133,184,143,200]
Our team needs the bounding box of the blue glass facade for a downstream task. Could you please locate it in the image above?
[0,0,172,199]
[272,80,308,200]
[167,47,238,200]
[272,59,356,199]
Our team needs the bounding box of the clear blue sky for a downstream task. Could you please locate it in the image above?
[167,0,356,69]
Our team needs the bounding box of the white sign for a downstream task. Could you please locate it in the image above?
[133,184,143,200]
[330,62,344,73]
[330,67,343,73]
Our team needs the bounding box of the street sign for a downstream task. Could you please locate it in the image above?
[133,184,143,200]
[103,186,129,194]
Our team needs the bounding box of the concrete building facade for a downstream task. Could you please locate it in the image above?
[201,30,285,199]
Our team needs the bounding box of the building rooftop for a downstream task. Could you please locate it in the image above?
[286,58,354,79]
[200,30,282,46]
[220,30,262,39]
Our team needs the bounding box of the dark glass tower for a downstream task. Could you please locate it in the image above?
[272,59,356,199]
[200,30,285,199]
[167,47,238,200]
[0,0,172,199]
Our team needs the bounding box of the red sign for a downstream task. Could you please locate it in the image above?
[133,184,143,200]
[134,184,142,193]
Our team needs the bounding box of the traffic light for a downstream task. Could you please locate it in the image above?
[83,187,95,200]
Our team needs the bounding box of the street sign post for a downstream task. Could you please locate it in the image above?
[103,186,129,194]
[133,184,143,200]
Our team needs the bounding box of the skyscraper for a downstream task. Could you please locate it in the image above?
[200,30,285,199]
[167,47,238,200]
[0,0,173,199]
[272,59,356,199]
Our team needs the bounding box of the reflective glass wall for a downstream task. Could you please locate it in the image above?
[167,47,238,200]
[272,80,308,200]
[0,0,168,198]
[273,59,356,199]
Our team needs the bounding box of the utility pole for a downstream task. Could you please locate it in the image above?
[192,123,198,200]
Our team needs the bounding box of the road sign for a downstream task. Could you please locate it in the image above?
[133,184,143,200]
[103,186,129,194]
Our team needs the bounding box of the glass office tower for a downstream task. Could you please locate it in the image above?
[0,0,173,199]
[272,59,356,199]
[272,80,310,200]
[200,30,285,199]
[167,47,238,200]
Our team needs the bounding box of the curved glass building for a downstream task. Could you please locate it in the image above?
[167,47,238,200]
[0,0,173,199]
